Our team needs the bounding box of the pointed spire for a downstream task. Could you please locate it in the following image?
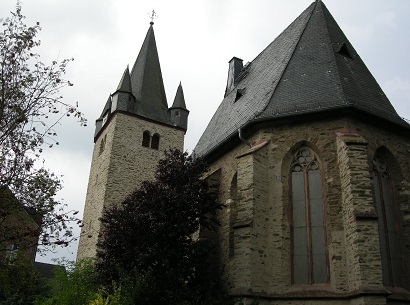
[100,94,112,118]
[129,23,169,123]
[168,82,189,131]
[94,94,112,138]
[171,82,187,110]
[95,19,188,141]
[115,66,132,93]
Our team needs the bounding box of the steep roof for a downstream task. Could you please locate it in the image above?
[95,23,171,131]
[171,82,188,110]
[194,1,409,157]
[129,23,169,123]
[99,95,112,118]
[115,66,132,94]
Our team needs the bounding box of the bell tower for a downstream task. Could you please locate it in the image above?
[77,22,188,260]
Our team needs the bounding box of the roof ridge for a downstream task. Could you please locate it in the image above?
[194,3,316,156]
[129,24,152,100]
[317,1,345,99]
[256,2,317,118]
[248,3,316,67]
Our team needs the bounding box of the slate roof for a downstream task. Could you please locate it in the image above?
[171,82,188,110]
[95,23,173,136]
[194,1,410,157]
[129,23,169,123]
[99,95,112,118]
[115,66,132,94]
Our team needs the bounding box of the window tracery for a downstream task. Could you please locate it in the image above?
[290,147,328,284]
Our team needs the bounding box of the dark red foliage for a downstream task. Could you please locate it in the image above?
[96,149,222,295]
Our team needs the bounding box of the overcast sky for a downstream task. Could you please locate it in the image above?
[1,0,409,264]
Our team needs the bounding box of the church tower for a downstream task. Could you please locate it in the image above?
[77,22,188,260]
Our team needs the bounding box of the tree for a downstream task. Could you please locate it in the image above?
[0,3,86,256]
[96,149,225,304]
[34,259,98,305]
[0,257,44,305]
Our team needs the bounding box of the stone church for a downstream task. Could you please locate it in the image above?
[78,1,410,304]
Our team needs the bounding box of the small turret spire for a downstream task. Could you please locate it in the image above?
[168,82,189,131]
[171,82,187,109]
[115,66,132,93]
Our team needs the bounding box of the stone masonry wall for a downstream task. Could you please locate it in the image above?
[336,132,386,305]
[207,116,410,305]
[77,112,184,260]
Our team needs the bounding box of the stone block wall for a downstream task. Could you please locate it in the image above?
[206,117,410,304]
[77,112,184,260]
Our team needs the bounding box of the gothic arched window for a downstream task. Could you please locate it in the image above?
[290,147,328,284]
[372,153,404,287]
[151,133,160,150]
[229,173,237,257]
[142,131,150,147]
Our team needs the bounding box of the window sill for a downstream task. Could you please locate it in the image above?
[286,284,332,294]
[385,286,410,301]
[230,285,390,300]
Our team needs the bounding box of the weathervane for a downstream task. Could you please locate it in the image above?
[149,9,157,25]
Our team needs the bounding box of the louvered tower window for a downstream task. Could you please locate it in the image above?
[372,153,404,287]
[151,133,160,150]
[290,147,328,284]
[142,131,150,147]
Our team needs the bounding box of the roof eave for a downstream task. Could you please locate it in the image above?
[199,106,410,162]
[93,110,186,143]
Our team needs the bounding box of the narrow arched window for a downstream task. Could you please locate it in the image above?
[290,147,328,284]
[142,131,150,147]
[99,134,107,156]
[372,153,404,287]
[229,173,237,257]
[151,133,160,150]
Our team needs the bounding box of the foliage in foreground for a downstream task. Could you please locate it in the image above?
[96,149,226,304]
[33,258,232,305]
[33,258,98,305]
[0,3,86,255]
[33,150,231,304]
[0,258,44,305]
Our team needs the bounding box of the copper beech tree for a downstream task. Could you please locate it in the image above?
[96,149,224,304]
[0,4,86,257]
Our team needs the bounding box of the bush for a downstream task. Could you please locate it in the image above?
[0,258,44,305]
[34,258,98,305]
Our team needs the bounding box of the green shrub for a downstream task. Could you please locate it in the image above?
[0,258,44,305]
[34,258,98,305]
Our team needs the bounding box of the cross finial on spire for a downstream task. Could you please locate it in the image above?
[149,9,157,25]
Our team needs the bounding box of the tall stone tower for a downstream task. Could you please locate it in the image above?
[77,22,188,260]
